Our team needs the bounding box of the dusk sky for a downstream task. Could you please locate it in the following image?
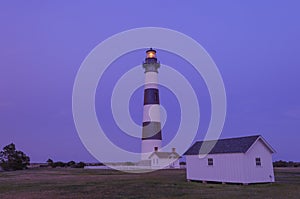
[0,1,299,162]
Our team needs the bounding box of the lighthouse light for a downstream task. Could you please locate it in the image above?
[146,49,156,58]
[148,52,155,58]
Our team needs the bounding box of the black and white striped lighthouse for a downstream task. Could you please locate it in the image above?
[141,48,162,160]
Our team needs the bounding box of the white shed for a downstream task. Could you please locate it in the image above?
[184,135,275,184]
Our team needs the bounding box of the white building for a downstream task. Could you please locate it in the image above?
[184,135,275,184]
[148,148,180,169]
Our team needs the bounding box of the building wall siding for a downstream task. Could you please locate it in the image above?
[186,153,246,183]
[186,139,274,183]
[243,139,275,183]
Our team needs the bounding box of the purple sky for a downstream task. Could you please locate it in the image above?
[0,1,299,162]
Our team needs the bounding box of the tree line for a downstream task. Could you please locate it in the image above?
[273,160,300,167]
[1,143,300,171]
[45,159,85,168]
[0,143,87,171]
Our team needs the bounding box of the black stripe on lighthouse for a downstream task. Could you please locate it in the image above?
[143,88,162,140]
[142,121,162,140]
[144,88,160,105]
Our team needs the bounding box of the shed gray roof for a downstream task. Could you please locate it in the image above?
[184,135,274,155]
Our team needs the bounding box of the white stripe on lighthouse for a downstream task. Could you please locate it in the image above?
[144,71,158,89]
[143,104,161,122]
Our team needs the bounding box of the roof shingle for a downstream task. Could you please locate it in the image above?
[184,135,261,155]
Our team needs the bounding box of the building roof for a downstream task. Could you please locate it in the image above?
[184,135,275,155]
[149,152,180,159]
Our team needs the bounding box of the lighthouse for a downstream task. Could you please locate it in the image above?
[141,48,162,160]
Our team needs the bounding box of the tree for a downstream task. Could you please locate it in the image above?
[46,158,54,167]
[74,162,86,168]
[179,162,186,166]
[52,161,66,168]
[0,143,30,171]
[67,160,76,167]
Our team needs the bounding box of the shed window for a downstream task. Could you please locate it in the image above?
[208,158,213,166]
[256,157,261,166]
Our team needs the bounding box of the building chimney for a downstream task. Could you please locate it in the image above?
[154,147,158,152]
[172,148,176,152]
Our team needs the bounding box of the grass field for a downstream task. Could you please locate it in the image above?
[0,167,299,199]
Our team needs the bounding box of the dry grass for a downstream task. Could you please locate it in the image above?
[0,167,299,198]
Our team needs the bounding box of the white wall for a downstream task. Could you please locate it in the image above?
[243,139,275,183]
[150,154,180,169]
[186,153,245,183]
[186,139,274,183]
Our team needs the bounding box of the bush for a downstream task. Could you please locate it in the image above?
[44,159,86,168]
[273,160,288,167]
[124,162,135,166]
[179,162,186,165]
[46,159,54,167]
[73,162,86,168]
[52,161,66,168]
[67,161,76,167]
